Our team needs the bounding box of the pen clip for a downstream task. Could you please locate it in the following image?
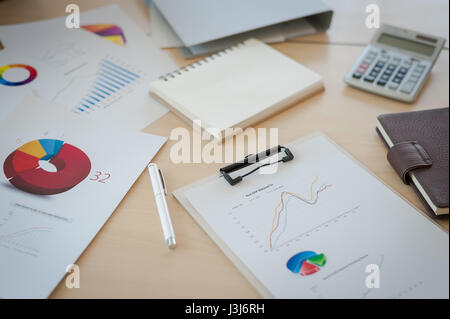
[158,169,167,196]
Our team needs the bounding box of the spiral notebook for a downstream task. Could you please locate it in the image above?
[150,38,323,140]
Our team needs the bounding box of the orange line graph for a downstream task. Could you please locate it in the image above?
[269,177,332,249]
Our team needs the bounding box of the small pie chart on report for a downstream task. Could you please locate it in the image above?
[286,251,327,276]
[3,139,91,195]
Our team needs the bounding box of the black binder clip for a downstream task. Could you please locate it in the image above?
[220,145,294,186]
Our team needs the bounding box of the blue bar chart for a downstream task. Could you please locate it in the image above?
[74,57,144,114]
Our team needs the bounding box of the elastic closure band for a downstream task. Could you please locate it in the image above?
[387,141,432,184]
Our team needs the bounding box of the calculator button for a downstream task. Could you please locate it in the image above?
[403,61,413,67]
[360,62,370,68]
[381,74,390,81]
[388,82,399,90]
[364,76,376,83]
[383,70,393,76]
[410,75,420,82]
[373,66,382,73]
[357,68,367,74]
[416,64,426,70]
[412,70,423,76]
[375,61,385,68]
[353,72,363,79]
[398,67,409,74]
[356,68,366,74]
[387,64,397,70]
[392,77,402,84]
[377,80,387,86]
[400,81,416,94]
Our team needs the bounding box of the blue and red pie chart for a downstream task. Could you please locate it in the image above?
[3,139,91,195]
[0,64,37,86]
[287,251,327,276]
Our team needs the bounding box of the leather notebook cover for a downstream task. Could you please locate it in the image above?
[376,108,449,216]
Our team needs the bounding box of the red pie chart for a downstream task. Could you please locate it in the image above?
[3,139,91,195]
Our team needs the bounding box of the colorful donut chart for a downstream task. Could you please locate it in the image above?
[3,139,91,195]
[0,64,37,86]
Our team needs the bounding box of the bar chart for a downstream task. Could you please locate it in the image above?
[73,56,145,114]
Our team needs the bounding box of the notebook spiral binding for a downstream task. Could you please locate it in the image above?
[159,41,247,82]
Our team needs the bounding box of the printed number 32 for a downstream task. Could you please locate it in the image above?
[90,171,111,183]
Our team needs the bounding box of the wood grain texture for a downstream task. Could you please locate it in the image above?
[0,0,448,298]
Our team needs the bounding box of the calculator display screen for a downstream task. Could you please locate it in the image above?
[378,33,435,56]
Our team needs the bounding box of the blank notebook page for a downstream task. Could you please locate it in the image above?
[150,38,323,132]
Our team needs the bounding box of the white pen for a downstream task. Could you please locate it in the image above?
[148,163,176,249]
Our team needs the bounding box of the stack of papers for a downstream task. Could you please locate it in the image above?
[0,5,174,298]
[0,5,177,128]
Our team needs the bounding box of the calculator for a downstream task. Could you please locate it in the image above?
[344,24,446,103]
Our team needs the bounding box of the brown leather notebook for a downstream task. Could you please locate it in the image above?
[376,108,449,217]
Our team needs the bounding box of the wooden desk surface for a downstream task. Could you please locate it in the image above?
[0,0,448,298]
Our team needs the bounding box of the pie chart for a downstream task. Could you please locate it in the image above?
[81,24,127,46]
[286,251,327,276]
[3,139,91,195]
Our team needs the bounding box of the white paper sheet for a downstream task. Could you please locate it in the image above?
[0,95,167,298]
[0,7,177,129]
[176,133,449,298]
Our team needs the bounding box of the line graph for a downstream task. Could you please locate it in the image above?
[0,227,52,241]
[225,176,361,254]
[0,226,53,257]
[272,206,360,251]
[0,203,61,258]
[269,177,332,250]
